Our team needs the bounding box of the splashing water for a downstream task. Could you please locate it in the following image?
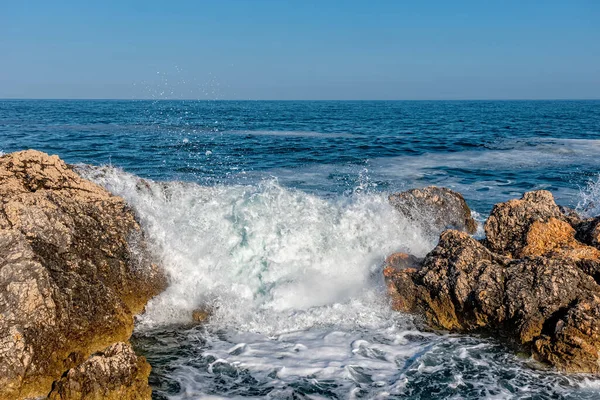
[577,175,600,218]
[78,165,600,399]
[81,165,432,332]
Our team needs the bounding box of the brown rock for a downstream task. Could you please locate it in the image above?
[387,230,508,331]
[47,342,152,400]
[387,229,600,372]
[383,252,422,272]
[383,252,423,312]
[192,308,211,323]
[389,186,477,239]
[484,190,567,258]
[387,189,600,373]
[0,150,166,399]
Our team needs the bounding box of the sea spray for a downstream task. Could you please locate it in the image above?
[80,165,600,399]
[80,165,434,332]
[577,175,600,218]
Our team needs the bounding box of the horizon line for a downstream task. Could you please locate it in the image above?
[1,98,599,102]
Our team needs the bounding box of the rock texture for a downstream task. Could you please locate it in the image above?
[386,190,600,373]
[389,186,477,239]
[48,342,152,400]
[0,150,165,399]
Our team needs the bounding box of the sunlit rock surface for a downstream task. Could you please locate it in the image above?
[386,190,600,373]
[0,150,165,399]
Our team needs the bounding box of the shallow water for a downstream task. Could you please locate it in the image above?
[2,100,600,399]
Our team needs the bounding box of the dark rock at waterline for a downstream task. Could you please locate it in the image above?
[47,342,152,400]
[389,186,477,238]
[575,216,600,250]
[386,190,600,373]
[0,150,165,400]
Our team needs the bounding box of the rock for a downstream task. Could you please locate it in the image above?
[389,186,477,239]
[559,205,583,227]
[386,230,508,331]
[192,308,211,323]
[0,150,166,400]
[383,252,423,312]
[484,190,600,279]
[47,342,152,400]
[576,216,600,250]
[383,252,422,272]
[386,190,600,373]
[484,190,568,257]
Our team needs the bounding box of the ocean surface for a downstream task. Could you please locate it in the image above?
[2,99,600,399]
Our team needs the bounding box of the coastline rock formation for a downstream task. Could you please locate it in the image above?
[389,186,477,238]
[385,190,600,373]
[48,342,152,400]
[0,150,165,399]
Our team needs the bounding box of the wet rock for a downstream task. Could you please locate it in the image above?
[389,186,477,239]
[0,150,166,399]
[386,230,508,331]
[383,252,422,272]
[383,252,424,312]
[192,308,211,323]
[575,216,600,250]
[47,342,152,400]
[386,190,600,373]
[559,205,582,227]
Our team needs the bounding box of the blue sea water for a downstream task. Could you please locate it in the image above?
[2,99,600,399]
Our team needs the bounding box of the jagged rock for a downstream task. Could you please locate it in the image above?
[576,216,600,250]
[0,150,166,400]
[48,342,151,400]
[484,190,568,257]
[386,231,508,331]
[559,205,583,227]
[386,190,600,373]
[383,252,424,312]
[484,190,600,279]
[389,186,476,239]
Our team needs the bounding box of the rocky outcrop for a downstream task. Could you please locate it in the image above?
[0,150,165,399]
[48,342,152,400]
[484,190,570,257]
[389,186,477,239]
[386,190,600,373]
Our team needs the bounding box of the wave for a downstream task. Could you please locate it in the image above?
[79,163,600,399]
[79,166,435,333]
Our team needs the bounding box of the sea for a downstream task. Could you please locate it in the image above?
[2,99,600,399]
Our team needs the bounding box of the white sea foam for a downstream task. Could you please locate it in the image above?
[81,166,433,332]
[235,137,600,207]
[577,175,600,218]
[81,164,600,399]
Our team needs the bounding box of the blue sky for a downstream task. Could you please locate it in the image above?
[1,0,599,100]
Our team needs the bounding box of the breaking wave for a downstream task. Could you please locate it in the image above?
[78,165,600,399]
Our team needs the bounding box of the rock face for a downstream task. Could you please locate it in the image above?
[386,190,600,373]
[576,216,600,250]
[48,342,152,400]
[0,150,165,399]
[389,186,477,239]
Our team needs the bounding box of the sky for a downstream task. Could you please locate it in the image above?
[1,0,599,100]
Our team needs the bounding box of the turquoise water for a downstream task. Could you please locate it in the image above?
[2,100,600,399]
